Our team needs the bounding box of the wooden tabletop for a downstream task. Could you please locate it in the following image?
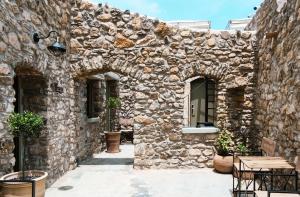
[255,191,300,197]
[238,156,295,169]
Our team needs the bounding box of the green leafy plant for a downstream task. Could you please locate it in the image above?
[235,142,248,154]
[107,97,121,109]
[107,97,121,132]
[215,129,234,156]
[8,111,44,179]
[8,112,44,138]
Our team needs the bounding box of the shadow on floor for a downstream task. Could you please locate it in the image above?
[79,158,134,165]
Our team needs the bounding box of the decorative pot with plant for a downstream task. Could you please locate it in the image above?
[105,96,122,153]
[0,111,47,197]
[213,129,234,173]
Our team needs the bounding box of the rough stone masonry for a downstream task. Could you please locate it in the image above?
[69,2,256,171]
[247,0,300,162]
[2,0,297,186]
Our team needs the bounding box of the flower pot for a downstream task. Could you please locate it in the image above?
[213,154,233,173]
[0,170,48,197]
[105,131,121,153]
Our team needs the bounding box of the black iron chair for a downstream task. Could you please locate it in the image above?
[254,156,300,197]
[232,137,277,196]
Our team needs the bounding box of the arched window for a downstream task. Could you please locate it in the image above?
[184,77,216,127]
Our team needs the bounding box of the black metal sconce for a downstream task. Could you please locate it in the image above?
[33,30,66,56]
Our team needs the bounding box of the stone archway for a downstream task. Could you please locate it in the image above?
[70,67,140,164]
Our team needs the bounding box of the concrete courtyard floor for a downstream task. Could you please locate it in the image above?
[46,145,232,197]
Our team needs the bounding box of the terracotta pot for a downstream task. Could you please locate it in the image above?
[0,170,48,197]
[213,154,233,173]
[105,131,121,153]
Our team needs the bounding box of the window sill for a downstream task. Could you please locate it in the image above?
[182,127,219,134]
[87,117,99,123]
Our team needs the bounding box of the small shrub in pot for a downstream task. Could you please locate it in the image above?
[8,111,44,179]
[0,111,47,197]
[213,129,234,173]
[105,97,122,153]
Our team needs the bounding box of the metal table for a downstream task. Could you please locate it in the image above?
[235,156,295,197]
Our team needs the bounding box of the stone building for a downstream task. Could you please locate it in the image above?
[246,0,300,162]
[167,20,211,31]
[226,19,252,30]
[0,0,298,186]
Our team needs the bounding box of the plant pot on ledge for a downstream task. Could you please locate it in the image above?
[105,131,121,153]
[0,171,48,197]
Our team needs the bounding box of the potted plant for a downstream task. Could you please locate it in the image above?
[232,142,253,179]
[0,111,47,197]
[105,96,121,153]
[213,129,234,173]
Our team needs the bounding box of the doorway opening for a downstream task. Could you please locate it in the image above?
[13,68,47,172]
[75,71,135,166]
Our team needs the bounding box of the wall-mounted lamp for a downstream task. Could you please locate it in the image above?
[33,30,66,56]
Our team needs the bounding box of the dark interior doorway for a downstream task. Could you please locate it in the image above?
[13,76,21,172]
[12,71,47,172]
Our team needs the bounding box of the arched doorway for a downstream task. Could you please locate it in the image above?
[73,70,136,165]
[13,66,47,172]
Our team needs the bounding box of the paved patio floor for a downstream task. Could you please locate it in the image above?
[46,145,232,197]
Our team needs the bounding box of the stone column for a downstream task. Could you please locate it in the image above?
[0,64,15,176]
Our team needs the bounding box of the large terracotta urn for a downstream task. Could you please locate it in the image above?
[213,154,233,173]
[0,170,48,197]
[105,131,121,153]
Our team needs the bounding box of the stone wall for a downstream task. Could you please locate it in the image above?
[0,0,71,184]
[0,0,259,185]
[119,75,136,131]
[0,0,103,185]
[70,2,257,169]
[0,64,15,176]
[247,0,300,161]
